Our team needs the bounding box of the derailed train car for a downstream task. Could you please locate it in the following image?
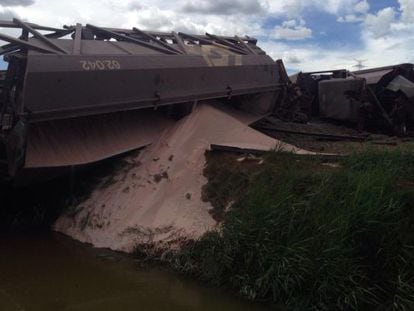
[319,64,414,133]
[284,64,414,135]
[0,19,287,180]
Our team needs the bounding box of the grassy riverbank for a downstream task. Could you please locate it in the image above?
[167,150,414,310]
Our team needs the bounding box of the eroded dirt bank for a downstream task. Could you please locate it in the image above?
[54,103,305,252]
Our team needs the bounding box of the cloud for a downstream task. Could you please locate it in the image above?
[126,6,174,31]
[286,54,302,64]
[337,0,369,23]
[398,0,414,23]
[2,0,413,74]
[0,0,34,7]
[269,0,370,20]
[261,2,414,73]
[282,0,303,19]
[354,0,369,13]
[123,4,264,35]
[338,14,363,23]
[181,0,266,15]
[9,0,264,36]
[128,2,142,11]
[0,6,19,19]
[365,7,396,38]
[271,19,312,41]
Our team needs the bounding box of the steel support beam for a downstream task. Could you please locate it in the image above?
[13,18,68,54]
[235,36,258,55]
[86,24,177,55]
[172,32,187,54]
[0,32,60,54]
[206,33,248,54]
[179,32,248,55]
[132,27,183,55]
[72,23,82,54]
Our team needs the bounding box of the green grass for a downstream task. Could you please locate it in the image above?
[168,150,414,310]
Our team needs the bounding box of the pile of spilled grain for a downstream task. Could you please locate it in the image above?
[54,103,304,252]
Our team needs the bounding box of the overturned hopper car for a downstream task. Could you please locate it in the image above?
[0,19,286,181]
[283,64,414,135]
[319,64,414,133]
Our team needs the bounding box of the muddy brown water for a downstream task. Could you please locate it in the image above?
[0,233,272,311]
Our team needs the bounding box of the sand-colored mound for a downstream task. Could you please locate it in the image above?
[54,103,306,252]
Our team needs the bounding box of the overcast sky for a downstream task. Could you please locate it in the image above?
[0,0,413,72]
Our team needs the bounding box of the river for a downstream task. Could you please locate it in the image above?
[0,232,271,311]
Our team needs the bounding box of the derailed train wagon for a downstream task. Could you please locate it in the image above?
[319,64,414,133]
[284,64,414,135]
[0,19,286,180]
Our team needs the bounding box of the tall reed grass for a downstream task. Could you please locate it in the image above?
[170,150,414,310]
